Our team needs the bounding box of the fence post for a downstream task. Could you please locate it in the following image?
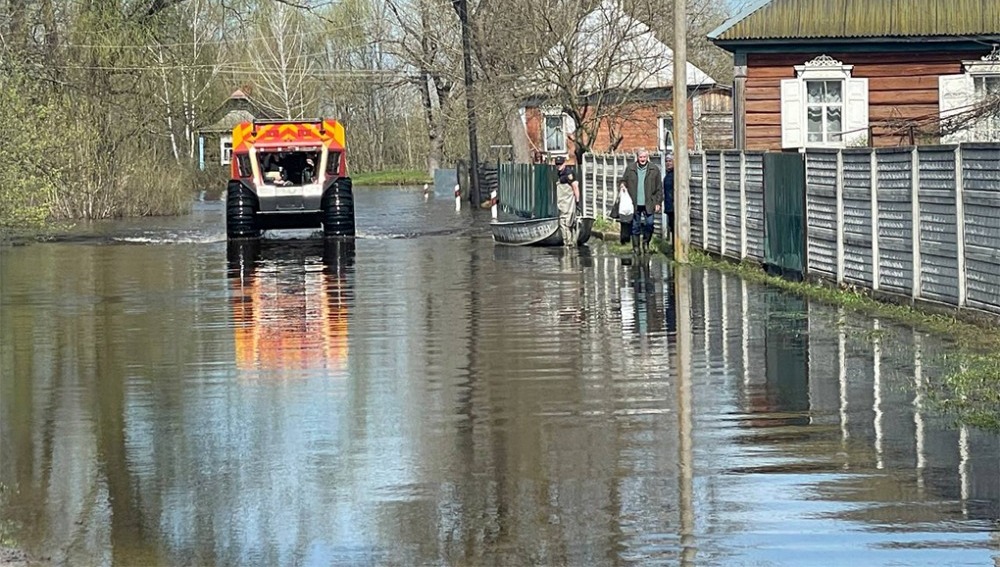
[612,154,619,218]
[836,150,845,285]
[740,152,747,259]
[871,150,880,291]
[603,155,608,216]
[955,145,967,307]
[720,154,727,257]
[660,151,667,238]
[590,154,597,218]
[702,153,709,248]
[911,147,921,300]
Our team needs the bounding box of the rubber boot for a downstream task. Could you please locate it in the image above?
[631,235,641,255]
[642,231,652,254]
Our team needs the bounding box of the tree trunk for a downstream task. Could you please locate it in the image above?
[505,105,532,163]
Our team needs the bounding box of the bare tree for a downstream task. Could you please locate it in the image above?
[249,1,318,119]
[383,0,459,175]
[149,0,225,162]
[526,0,683,164]
[468,0,555,163]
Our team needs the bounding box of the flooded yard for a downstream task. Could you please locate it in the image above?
[1,188,998,566]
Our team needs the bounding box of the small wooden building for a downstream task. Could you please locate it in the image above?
[197,89,277,174]
[709,0,1000,150]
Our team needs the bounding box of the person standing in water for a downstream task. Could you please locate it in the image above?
[555,156,580,246]
[619,149,662,254]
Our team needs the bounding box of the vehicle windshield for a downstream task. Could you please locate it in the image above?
[257,149,321,186]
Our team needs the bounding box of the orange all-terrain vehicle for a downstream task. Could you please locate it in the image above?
[226,119,354,239]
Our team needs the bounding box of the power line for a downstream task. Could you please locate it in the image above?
[55,23,377,49]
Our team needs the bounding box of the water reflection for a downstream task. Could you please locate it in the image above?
[1,219,998,566]
[692,272,1000,566]
[225,239,354,374]
[619,260,676,337]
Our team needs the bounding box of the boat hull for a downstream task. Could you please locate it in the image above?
[490,216,594,247]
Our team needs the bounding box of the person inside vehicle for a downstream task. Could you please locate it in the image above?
[275,166,292,186]
[302,157,316,184]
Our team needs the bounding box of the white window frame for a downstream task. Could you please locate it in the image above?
[220,135,234,165]
[804,79,844,145]
[658,114,674,154]
[940,47,1000,143]
[541,107,568,155]
[780,55,869,149]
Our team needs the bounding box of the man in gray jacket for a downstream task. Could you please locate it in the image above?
[619,149,663,254]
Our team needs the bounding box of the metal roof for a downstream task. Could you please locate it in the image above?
[709,0,1000,42]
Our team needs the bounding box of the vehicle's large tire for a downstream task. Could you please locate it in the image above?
[227,181,259,239]
[322,177,355,238]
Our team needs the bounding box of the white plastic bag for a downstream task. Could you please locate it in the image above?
[618,187,634,217]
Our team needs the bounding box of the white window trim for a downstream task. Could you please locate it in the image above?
[963,45,1000,75]
[795,56,851,149]
[220,135,233,165]
[781,55,869,149]
[541,106,568,155]
[940,47,1000,143]
[658,114,674,154]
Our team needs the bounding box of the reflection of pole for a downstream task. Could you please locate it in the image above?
[873,318,884,470]
[673,0,690,262]
[675,265,695,565]
[838,308,849,450]
[913,331,925,495]
[454,0,481,206]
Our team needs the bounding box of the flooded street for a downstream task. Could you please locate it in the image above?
[1,187,998,566]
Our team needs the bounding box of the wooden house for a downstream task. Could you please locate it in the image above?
[197,89,277,174]
[519,0,733,163]
[709,0,1000,150]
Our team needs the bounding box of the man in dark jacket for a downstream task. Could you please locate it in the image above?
[662,155,675,241]
[619,149,663,254]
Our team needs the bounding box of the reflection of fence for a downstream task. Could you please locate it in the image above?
[687,269,998,514]
[498,162,557,218]
[675,144,1000,317]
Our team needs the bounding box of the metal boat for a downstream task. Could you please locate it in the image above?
[490,216,594,247]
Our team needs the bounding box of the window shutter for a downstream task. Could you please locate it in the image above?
[843,78,869,146]
[780,79,804,149]
[939,74,974,144]
[564,114,575,153]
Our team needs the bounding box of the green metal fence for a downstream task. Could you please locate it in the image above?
[498,163,557,218]
[763,152,807,280]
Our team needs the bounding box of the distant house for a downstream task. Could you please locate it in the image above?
[709,0,1000,150]
[520,0,733,162]
[197,89,277,174]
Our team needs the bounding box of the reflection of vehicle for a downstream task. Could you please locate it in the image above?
[226,119,354,240]
[227,239,354,372]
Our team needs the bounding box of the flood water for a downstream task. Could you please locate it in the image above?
[1,187,998,567]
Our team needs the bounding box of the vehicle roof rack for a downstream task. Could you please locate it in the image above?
[252,118,326,126]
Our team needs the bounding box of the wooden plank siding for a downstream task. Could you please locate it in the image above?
[743,51,987,150]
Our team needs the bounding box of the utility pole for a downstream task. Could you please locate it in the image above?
[454,0,481,206]
[672,0,690,263]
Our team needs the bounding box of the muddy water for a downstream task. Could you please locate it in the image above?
[1,188,998,567]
